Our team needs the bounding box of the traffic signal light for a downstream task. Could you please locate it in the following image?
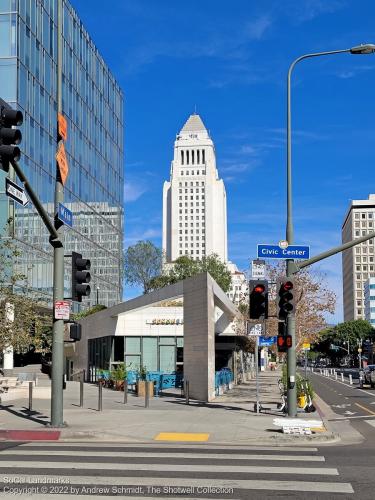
[277,322,287,352]
[249,280,268,319]
[278,278,295,319]
[0,98,23,172]
[277,324,292,352]
[71,251,91,302]
[70,323,82,341]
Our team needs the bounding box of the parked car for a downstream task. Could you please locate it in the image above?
[363,364,375,387]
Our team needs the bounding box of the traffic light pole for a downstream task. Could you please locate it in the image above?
[51,0,65,428]
[286,54,297,417]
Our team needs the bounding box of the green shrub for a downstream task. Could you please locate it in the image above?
[280,362,314,399]
[138,365,147,381]
[110,363,127,382]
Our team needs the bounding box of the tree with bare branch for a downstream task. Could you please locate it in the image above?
[266,262,336,351]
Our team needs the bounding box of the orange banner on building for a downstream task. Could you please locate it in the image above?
[58,113,67,141]
[55,142,69,185]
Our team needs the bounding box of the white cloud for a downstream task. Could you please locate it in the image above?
[244,15,272,40]
[124,181,147,202]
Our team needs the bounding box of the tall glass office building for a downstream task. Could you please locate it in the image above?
[0,0,124,308]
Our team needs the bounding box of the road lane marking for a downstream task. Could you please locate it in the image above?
[0,461,339,475]
[19,443,319,452]
[365,420,375,427]
[1,451,326,461]
[313,373,375,398]
[1,460,339,476]
[354,402,375,416]
[330,415,375,421]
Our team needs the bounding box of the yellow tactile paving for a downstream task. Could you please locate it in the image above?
[154,432,210,442]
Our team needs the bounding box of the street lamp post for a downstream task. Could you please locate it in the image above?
[285,44,375,417]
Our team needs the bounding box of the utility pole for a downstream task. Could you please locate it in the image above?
[51,0,65,427]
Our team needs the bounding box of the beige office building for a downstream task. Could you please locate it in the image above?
[342,194,375,321]
[162,114,228,263]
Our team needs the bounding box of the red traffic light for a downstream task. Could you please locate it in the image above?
[277,336,285,347]
[254,284,265,294]
[282,281,294,291]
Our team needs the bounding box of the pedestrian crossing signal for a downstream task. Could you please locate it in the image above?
[277,335,287,352]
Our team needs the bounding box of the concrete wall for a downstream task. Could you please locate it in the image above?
[183,273,215,401]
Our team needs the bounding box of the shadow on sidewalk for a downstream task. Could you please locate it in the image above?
[0,404,49,425]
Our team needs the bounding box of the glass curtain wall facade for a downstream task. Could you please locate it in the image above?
[0,0,124,308]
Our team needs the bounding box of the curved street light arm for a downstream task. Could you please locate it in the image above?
[286,48,351,246]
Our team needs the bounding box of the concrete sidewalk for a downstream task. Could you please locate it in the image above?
[0,368,337,445]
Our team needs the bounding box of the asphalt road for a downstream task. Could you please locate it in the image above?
[0,441,357,499]
[310,370,375,500]
[310,370,375,419]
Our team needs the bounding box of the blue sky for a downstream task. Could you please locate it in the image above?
[73,0,375,321]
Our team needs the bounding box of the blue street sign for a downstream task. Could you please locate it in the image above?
[57,202,73,227]
[259,336,277,347]
[257,244,310,260]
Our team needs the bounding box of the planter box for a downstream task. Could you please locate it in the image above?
[137,380,154,397]
[114,381,124,391]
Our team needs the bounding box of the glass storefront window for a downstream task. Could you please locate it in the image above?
[142,337,158,372]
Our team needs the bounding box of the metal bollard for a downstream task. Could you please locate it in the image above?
[79,376,84,407]
[335,372,338,380]
[98,381,103,411]
[185,380,190,405]
[123,380,128,404]
[341,373,344,382]
[28,381,33,411]
[349,374,353,385]
[145,381,149,408]
[359,370,364,388]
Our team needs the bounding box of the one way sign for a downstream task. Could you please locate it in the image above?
[5,178,29,207]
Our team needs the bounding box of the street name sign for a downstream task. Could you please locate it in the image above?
[5,178,29,206]
[257,244,310,260]
[57,202,73,227]
[54,300,70,320]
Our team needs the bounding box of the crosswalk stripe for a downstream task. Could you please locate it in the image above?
[0,461,338,475]
[19,442,319,452]
[0,475,354,494]
[365,419,375,427]
[1,451,325,462]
